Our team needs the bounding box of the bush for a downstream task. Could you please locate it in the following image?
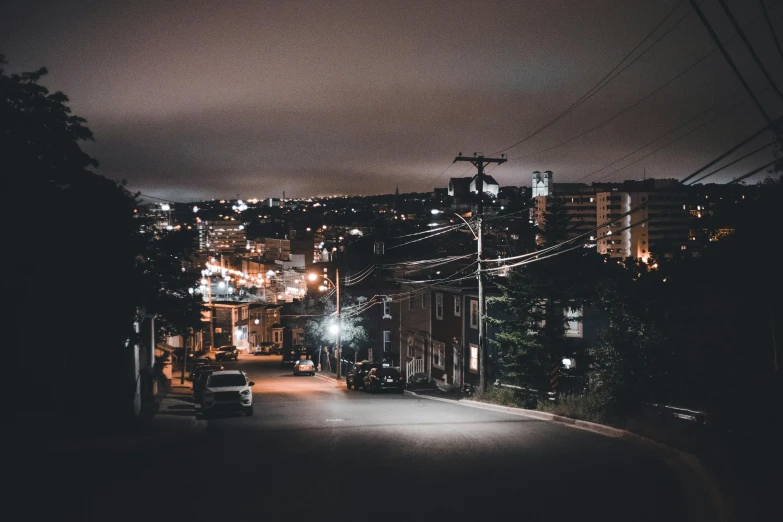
[474,385,538,409]
[537,393,608,424]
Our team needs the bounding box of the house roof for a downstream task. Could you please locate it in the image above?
[472,174,499,186]
[449,177,472,191]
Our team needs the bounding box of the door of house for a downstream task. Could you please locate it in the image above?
[452,346,461,387]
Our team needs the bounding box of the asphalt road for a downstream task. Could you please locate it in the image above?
[18,356,691,521]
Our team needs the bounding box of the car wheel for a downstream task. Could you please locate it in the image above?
[347,380,352,389]
[244,405,253,416]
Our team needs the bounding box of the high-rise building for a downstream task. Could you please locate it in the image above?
[530,172,689,260]
[198,220,247,253]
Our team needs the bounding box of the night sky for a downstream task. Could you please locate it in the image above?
[2,0,782,201]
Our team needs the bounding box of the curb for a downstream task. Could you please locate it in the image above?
[315,373,342,385]
[405,390,727,522]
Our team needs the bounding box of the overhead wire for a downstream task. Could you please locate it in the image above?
[759,0,783,62]
[495,0,690,155]
[689,140,776,184]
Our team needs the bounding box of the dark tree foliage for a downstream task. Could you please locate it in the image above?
[489,196,599,391]
[133,225,204,338]
[289,292,370,361]
[2,55,139,422]
[2,56,200,425]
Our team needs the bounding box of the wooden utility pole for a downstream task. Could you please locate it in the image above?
[453,153,506,392]
[335,268,341,380]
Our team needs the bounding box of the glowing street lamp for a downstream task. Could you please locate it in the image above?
[307,269,342,379]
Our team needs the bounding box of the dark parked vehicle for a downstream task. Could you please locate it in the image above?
[293,359,316,376]
[252,342,276,355]
[191,356,212,368]
[282,345,310,366]
[190,363,224,382]
[193,368,220,402]
[346,361,381,390]
[215,345,239,361]
[364,367,405,394]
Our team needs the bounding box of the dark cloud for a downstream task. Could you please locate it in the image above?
[2,0,782,200]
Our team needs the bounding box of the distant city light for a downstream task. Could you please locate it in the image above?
[160,204,170,211]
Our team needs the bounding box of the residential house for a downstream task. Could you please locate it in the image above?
[211,301,250,352]
[400,283,431,380]
[431,285,465,389]
[249,303,284,351]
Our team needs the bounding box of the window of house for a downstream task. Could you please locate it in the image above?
[435,293,443,320]
[564,307,583,338]
[383,300,392,319]
[432,341,445,368]
[409,295,414,311]
[421,292,426,309]
[273,330,281,343]
[470,300,479,329]
[383,331,392,352]
[241,307,249,320]
[454,296,461,317]
[469,344,478,372]
[407,335,415,357]
[237,326,248,341]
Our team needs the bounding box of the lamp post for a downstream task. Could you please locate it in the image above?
[308,269,341,379]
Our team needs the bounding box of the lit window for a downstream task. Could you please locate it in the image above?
[470,300,479,329]
[433,341,445,368]
[469,344,479,372]
[565,307,583,338]
[383,331,392,352]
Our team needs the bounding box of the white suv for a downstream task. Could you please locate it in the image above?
[201,370,255,417]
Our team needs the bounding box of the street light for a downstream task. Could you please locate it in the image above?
[308,269,342,379]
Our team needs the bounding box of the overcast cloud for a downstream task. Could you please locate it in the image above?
[2,0,782,201]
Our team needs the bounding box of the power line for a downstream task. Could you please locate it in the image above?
[727,158,778,184]
[717,0,783,103]
[689,0,783,143]
[759,0,783,62]
[575,87,746,182]
[495,0,689,155]
[509,46,722,163]
[681,119,779,183]
[689,140,776,184]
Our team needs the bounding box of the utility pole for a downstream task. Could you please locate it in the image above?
[335,267,342,380]
[453,152,506,392]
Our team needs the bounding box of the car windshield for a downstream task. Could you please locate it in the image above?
[219,347,235,351]
[299,360,314,366]
[207,374,246,387]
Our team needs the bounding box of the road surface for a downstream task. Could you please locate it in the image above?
[15,356,691,521]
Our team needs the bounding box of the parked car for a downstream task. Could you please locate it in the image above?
[191,356,212,368]
[364,367,405,394]
[252,342,275,355]
[346,361,381,390]
[190,363,224,382]
[193,369,219,402]
[215,345,239,361]
[293,359,316,376]
[282,345,310,366]
[201,370,255,417]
